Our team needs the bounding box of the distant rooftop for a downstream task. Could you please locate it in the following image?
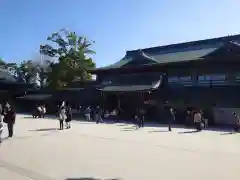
[93,34,240,71]
[126,34,240,56]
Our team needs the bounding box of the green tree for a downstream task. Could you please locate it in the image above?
[40,29,96,89]
[17,60,37,84]
[0,58,19,78]
[18,57,52,88]
[0,57,5,65]
[32,57,52,89]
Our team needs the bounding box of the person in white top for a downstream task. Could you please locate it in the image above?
[194,110,203,131]
[59,106,66,130]
[42,105,46,118]
[37,105,42,118]
[0,115,3,143]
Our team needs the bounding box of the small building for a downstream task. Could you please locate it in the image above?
[0,67,31,106]
[16,80,100,113]
[90,34,240,125]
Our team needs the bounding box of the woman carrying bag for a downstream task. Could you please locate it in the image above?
[59,106,67,130]
[194,110,203,132]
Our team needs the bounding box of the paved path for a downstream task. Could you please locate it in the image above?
[0,114,240,180]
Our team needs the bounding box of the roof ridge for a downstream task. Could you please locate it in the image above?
[127,34,240,54]
[141,51,159,63]
[229,41,240,47]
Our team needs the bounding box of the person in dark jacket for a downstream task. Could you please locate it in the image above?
[168,107,175,131]
[95,106,103,123]
[3,102,10,116]
[185,110,192,127]
[134,108,141,128]
[65,104,72,129]
[0,104,3,115]
[233,112,240,132]
[164,101,175,131]
[3,106,16,137]
[139,108,145,128]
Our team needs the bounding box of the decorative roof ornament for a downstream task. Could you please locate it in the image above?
[135,50,159,64]
[229,41,240,47]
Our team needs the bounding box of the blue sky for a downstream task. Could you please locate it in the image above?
[0,0,240,67]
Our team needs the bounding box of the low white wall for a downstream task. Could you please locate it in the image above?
[213,108,240,125]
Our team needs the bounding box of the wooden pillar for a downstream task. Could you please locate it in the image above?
[101,91,105,111]
[191,70,198,86]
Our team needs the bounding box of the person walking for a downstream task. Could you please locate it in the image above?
[0,104,3,116]
[168,107,175,131]
[164,101,175,131]
[194,110,203,131]
[37,105,42,118]
[232,112,240,132]
[59,106,66,130]
[42,105,46,118]
[3,106,16,137]
[84,106,91,121]
[0,115,3,143]
[185,110,192,127]
[95,106,103,123]
[139,108,145,128]
[134,108,141,128]
[65,104,72,129]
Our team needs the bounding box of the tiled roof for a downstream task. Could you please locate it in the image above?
[151,47,218,64]
[97,57,132,69]
[97,47,218,70]
[94,34,240,71]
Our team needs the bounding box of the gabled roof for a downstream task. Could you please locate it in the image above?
[96,46,219,71]
[92,34,240,72]
[121,50,159,67]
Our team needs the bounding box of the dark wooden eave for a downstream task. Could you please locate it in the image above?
[97,76,163,93]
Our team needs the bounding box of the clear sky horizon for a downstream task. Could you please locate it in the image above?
[0,0,240,68]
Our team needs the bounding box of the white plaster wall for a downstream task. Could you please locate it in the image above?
[213,107,240,125]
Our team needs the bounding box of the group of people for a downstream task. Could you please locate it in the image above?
[134,108,145,129]
[58,102,72,130]
[33,105,46,118]
[0,102,16,142]
[83,105,103,123]
[185,108,240,132]
[0,101,239,144]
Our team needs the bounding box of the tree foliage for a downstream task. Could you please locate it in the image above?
[0,29,96,90]
[40,29,96,89]
[0,58,19,78]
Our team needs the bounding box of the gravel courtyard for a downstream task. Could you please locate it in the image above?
[0,114,239,180]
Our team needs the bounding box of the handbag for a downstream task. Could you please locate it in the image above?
[3,116,7,123]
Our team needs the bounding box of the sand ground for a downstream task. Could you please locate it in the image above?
[0,114,239,180]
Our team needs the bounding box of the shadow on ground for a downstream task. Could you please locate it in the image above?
[178,130,199,134]
[0,137,9,144]
[23,116,34,119]
[120,126,137,131]
[220,132,238,135]
[148,130,169,133]
[28,128,59,132]
[21,114,235,133]
[66,178,120,180]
